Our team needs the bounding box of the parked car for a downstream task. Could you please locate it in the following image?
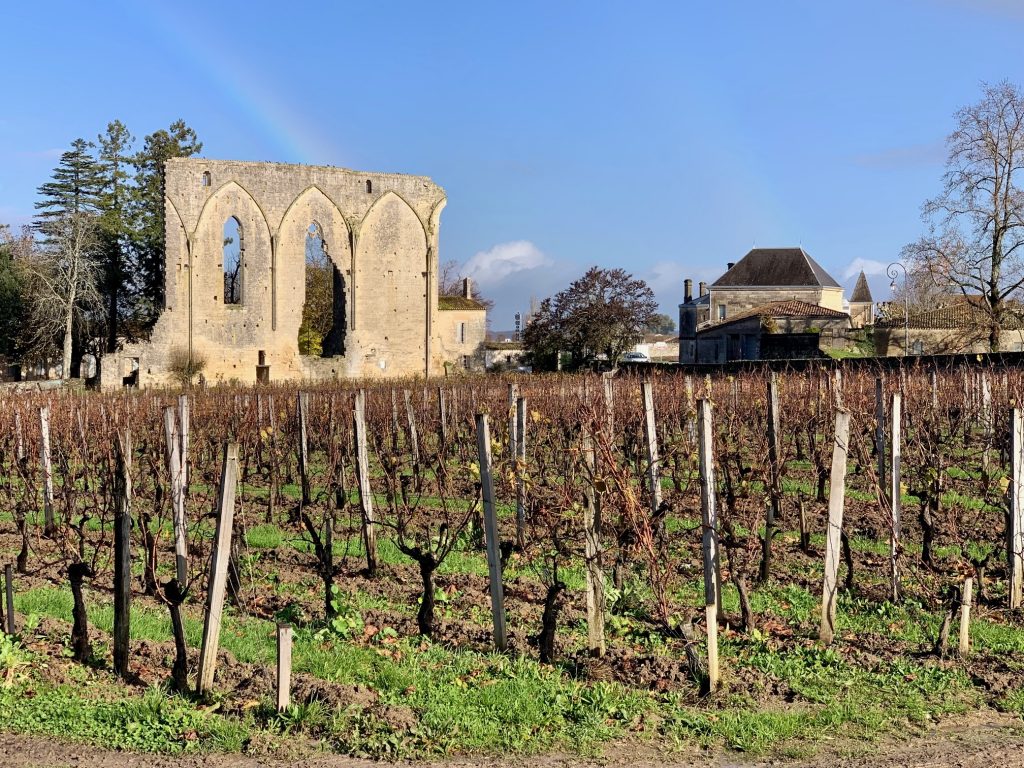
[620,351,650,363]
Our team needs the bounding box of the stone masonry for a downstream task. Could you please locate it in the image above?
[100,158,483,388]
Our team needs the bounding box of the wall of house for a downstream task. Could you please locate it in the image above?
[873,327,1024,355]
[708,287,823,320]
[849,301,873,329]
[694,314,849,363]
[435,308,487,371]
[100,159,451,389]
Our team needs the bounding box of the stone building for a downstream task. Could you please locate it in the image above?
[874,297,1024,355]
[848,270,874,329]
[679,248,852,364]
[436,278,487,372]
[692,300,850,363]
[100,158,485,388]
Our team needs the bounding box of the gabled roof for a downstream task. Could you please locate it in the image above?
[699,299,849,332]
[712,248,841,289]
[876,298,1024,330]
[850,271,873,303]
[438,296,485,311]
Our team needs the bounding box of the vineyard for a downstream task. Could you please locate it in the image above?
[1,364,1024,761]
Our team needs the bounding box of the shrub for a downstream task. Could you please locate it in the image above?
[167,347,207,389]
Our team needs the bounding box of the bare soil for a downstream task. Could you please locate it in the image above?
[1,710,1022,768]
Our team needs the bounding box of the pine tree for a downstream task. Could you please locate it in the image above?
[35,138,102,238]
[130,120,202,327]
[0,226,30,359]
[96,120,135,351]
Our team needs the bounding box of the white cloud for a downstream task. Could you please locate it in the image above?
[842,258,889,281]
[462,240,552,286]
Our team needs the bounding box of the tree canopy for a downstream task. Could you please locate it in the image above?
[903,81,1024,350]
[0,119,203,371]
[523,266,658,369]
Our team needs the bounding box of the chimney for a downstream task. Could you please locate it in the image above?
[699,281,708,297]
[727,262,735,271]
[462,277,472,299]
[684,279,693,303]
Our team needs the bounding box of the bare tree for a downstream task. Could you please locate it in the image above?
[903,81,1024,350]
[438,258,495,311]
[22,213,102,378]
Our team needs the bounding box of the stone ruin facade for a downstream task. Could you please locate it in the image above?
[100,158,486,389]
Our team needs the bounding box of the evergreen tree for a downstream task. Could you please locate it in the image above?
[0,226,29,359]
[96,120,135,351]
[35,138,102,238]
[131,120,202,327]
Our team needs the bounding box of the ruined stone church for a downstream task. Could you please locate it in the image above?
[100,159,485,389]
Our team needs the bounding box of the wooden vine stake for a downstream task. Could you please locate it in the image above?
[641,381,662,517]
[959,576,973,656]
[178,394,190,491]
[697,398,720,692]
[602,373,614,442]
[476,414,507,651]
[4,565,13,636]
[889,392,902,603]
[353,390,378,577]
[508,383,519,464]
[515,396,527,550]
[39,406,54,537]
[296,392,311,507]
[277,623,293,712]
[761,372,782,583]
[164,407,187,585]
[819,409,851,644]
[1009,408,1024,609]
[437,387,448,445]
[197,442,239,696]
[875,377,886,495]
[582,430,605,657]
[404,390,420,467]
[113,428,132,679]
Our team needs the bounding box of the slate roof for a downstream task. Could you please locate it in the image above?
[850,271,873,303]
[699,299,849,332]
[438,296,486,311]
[712,248,841,289]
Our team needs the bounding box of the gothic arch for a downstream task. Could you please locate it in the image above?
[191,181,273,341]
[193,180,271,242]
[277,186,353,354]
[360,190,429,244]
[355,190,428,375]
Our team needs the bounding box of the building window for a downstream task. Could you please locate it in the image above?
[911,339,924,355]
[366,179,372,193]
[201,171,211,187]
[717,304,727,321]
[457,322,466,343]
[462,355,471,370]
[223,216,243,305]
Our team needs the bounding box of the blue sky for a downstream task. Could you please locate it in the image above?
[3,1,1024,329]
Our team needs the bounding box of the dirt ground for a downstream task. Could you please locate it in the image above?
[2,710,1023,768]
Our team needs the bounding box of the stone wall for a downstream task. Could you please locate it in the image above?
[435,307,487,372]
[873,327,1024,355]
[707,286,842,320]
[101,158,459,389]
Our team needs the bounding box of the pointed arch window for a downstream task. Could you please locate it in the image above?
[201,171,211,187]
[299,222,347,356]
[223,216,243,305]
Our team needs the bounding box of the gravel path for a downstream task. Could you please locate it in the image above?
[2,709,1022,768]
